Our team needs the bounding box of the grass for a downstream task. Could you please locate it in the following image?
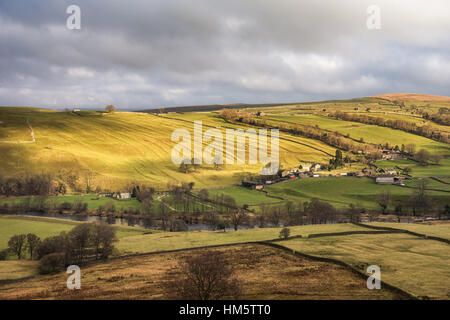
[116,223,371,255]
[374,158,450,178]
[403,178,450,192]
[0,108,333,190]
[205,186,282,207]
[0,244,401,300]
[262,177,450,210]
[0,260,39,281]
[277,233,450,299]
[268,114,450,155]
[366,222,450,240]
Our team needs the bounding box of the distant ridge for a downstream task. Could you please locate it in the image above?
[372,93,450,102]
[139,102,300,113]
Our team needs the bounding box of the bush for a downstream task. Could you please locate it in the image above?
[0,249,9,260]
[58,201,72,211]
[39,253,66,274]
[36,235,67,259]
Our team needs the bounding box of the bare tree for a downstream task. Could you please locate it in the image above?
[415,149,430,166]
[8,234,27,259]
[90,223,117,260]
[229,210,248,231]
[169,251,241,300]
[26,233,41,260]
[105,105,116,112]
[376,190,391,214]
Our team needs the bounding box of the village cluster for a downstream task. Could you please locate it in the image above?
[242,149,406,190]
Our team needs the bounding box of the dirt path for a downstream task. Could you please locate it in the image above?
[156,193,177,211]
[0,119,35,143]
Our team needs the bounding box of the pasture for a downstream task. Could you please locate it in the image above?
[262,177,449,210]
[278,233,450,299]
[0,108,333,190]
[0,244,401,300]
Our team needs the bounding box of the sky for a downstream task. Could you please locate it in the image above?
[0,0,449,110]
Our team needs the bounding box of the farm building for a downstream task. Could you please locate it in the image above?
[114,192,131,199]
[375,175,403,185]
[299,163,312,171]
[376,175,395,184]
[379,168,397,175]
[242,180,264,190]
[101,192,132,199]
[311,163,321,171]
[382,150,403,160]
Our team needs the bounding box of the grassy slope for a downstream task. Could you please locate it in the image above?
[0,244,400,300]
[278,233,450,299]
[269,114,450,155]
[0,108,333,189]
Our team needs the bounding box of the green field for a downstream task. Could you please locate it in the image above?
[116,222,371,255]
[262,177,449,210]
[0,108,335,190]
[205,186,282,207]
[277,233,450,299]
[268,114,450,155]
[366,222,450,239]
[374,158,450,177]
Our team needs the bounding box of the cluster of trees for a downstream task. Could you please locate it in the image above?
[0,173,62,197]
[423,109,450,126]
[254,199,360,227]
[2,223,117,274]
[2,196,88,214]
[0,169,104,197]
[220,109,378,154]
[1,196,89,215]
[1,233,41,260]
[330,111,450,144]
[376,181,450,217]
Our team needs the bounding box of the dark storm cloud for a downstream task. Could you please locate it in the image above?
[0,0,449,109]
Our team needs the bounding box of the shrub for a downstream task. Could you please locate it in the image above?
[36,234,67,259]
[39,253,66,274]
[58,201,72,212]
[168,251,241,300]
[0,249,9,260]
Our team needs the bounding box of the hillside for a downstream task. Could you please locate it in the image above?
[372,93,450,102]
[0,107,334,190]
[1,93,449,193]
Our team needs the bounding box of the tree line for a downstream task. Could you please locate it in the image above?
[219,109,380,154]
[1,223,117,274]
[329,111,450,144]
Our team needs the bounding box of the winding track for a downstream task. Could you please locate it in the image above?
[0,119,35,144]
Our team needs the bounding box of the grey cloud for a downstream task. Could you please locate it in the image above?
[0,0,449,109]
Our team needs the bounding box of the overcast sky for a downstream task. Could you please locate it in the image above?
[0,0,449,110]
